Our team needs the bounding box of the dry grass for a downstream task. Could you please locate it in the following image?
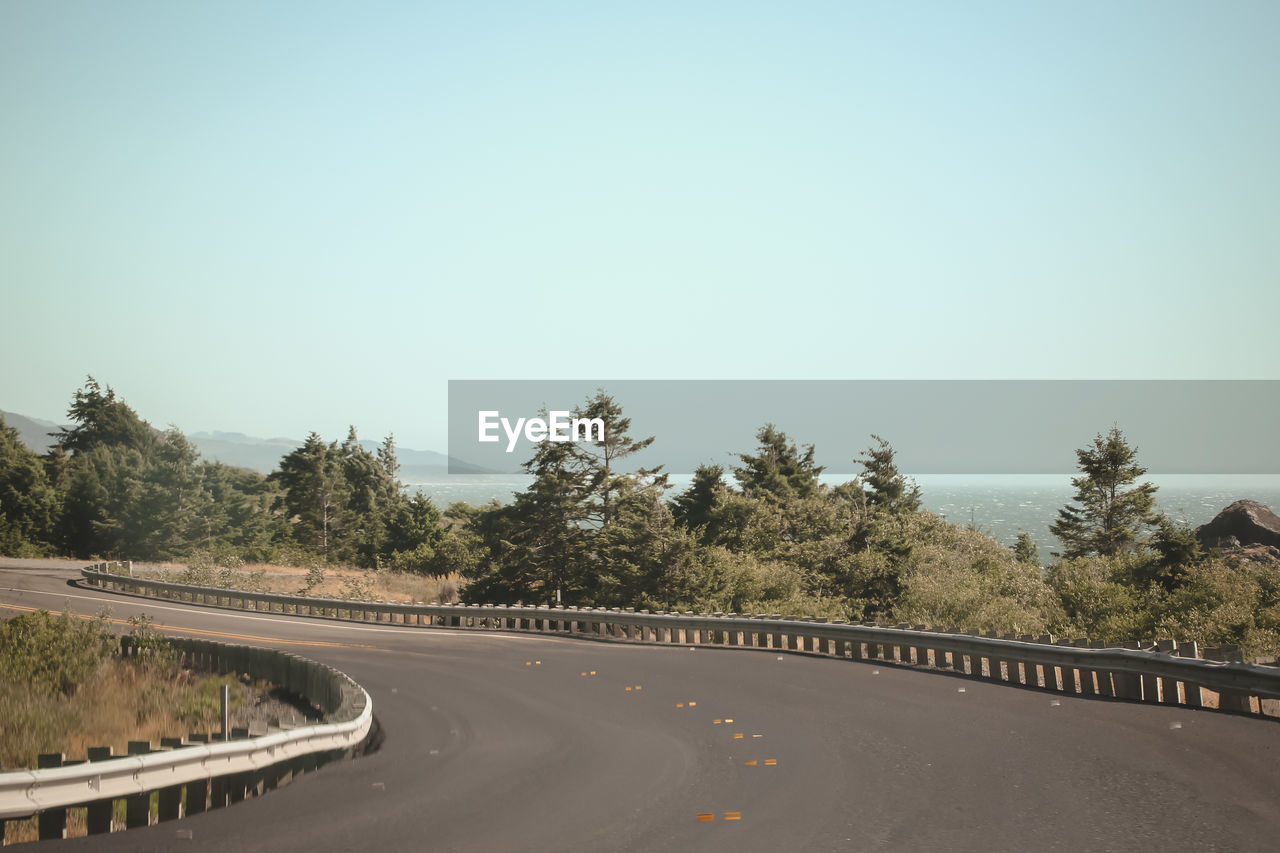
[0,660,272,772]
[136,562,462,604]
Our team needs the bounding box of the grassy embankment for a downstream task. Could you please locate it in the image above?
[0,609,301,843]
[135,560,462,604]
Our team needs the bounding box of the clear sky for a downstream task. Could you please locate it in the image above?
[3,2,1277,451]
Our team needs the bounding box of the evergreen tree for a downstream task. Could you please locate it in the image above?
[732,425,823,502]
[0,417,58,555]
[857,435,920,515]
[127,428,208,559]
[1012,532,1040,566]
[55,377,154,455]
[273,433,349,560]
[670,463,724,539]
[565,390,663,528]
[1049,427,1158,558]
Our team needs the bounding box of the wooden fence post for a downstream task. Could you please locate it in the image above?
[36,753,66,840]
[125,742,151,828]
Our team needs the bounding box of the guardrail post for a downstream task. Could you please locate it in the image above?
[986,632,1011,682]
[907,625,929,666]
[37,753,67,839]
[180,734,210,815]
[963,632,983,676]
[1088,640,1115,696]
[1155,640,1181,704]
[893,623,911,663]
[1110,640,1142,699]
[1136,641,1161,702]
[1177,641,1202,708]
[1033,635,1058,690]
[1204,645,1253,713]
[157,739,186,821]
[85,746,115,833]
[1067,638,1094,694]
[125,742,152,827]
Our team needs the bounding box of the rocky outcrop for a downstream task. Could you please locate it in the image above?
[1197,500,1280,551]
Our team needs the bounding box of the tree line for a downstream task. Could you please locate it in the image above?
[0,378,458,573]
[2,381,1277,656]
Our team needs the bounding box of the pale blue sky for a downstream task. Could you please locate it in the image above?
[3,2,1277,451]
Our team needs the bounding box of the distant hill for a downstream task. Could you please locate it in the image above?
[1,409,494,477]
[188,431,495,477]
[0,410,66,454]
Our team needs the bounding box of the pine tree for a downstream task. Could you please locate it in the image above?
[273,433,349,560]
[670,463,725,539]
[1049,427,1158,558]
[857,435,920,515]
[1012,532,1040,566]
[565,390,663,528]
[0,416,58,555]
[732,425,823,501]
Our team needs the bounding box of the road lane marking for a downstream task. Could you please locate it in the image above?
[696,813,714,823]
[733,733,744,739]
[724,811,742,821]
[764,759,777,766]
[744,760,758,766]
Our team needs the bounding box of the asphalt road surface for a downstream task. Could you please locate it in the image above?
[2,560,1278,852]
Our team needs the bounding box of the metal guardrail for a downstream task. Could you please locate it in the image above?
[0,634,373,839]
[80,563,1280,717]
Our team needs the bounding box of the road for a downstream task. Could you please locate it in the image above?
[2,560,1278,852]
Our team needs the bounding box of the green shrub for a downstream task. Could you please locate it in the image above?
[0,610,114,695]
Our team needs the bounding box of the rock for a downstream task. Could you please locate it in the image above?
[1197,500,1280,550]
[1237,544,1280,565]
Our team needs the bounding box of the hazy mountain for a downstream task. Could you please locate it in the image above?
[0,410,66,454]
[188,431,496,477]
[1,409,494,477]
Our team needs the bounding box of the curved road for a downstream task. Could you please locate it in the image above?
[3,560,1279,852]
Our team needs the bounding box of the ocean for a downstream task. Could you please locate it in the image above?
[402,473,1280,560]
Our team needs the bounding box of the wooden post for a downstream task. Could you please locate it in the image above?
[1204,645,1253,713]
[158,739,186,820]
[1002,634,1024,684]
[1033,635,1058,690]
[912,625,928,667]
[86,746,115,833]
[965,631,984,677]
[1112,640,1144,701]
[983,631,1006,680]
[37,753,67,840]
[126,742,151,828]
[1156,639,1180,704]
[1139,641,1161,703]
[1089,640,1115,697]
[1071,639,1097,695]
[1177,641,1202,708]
